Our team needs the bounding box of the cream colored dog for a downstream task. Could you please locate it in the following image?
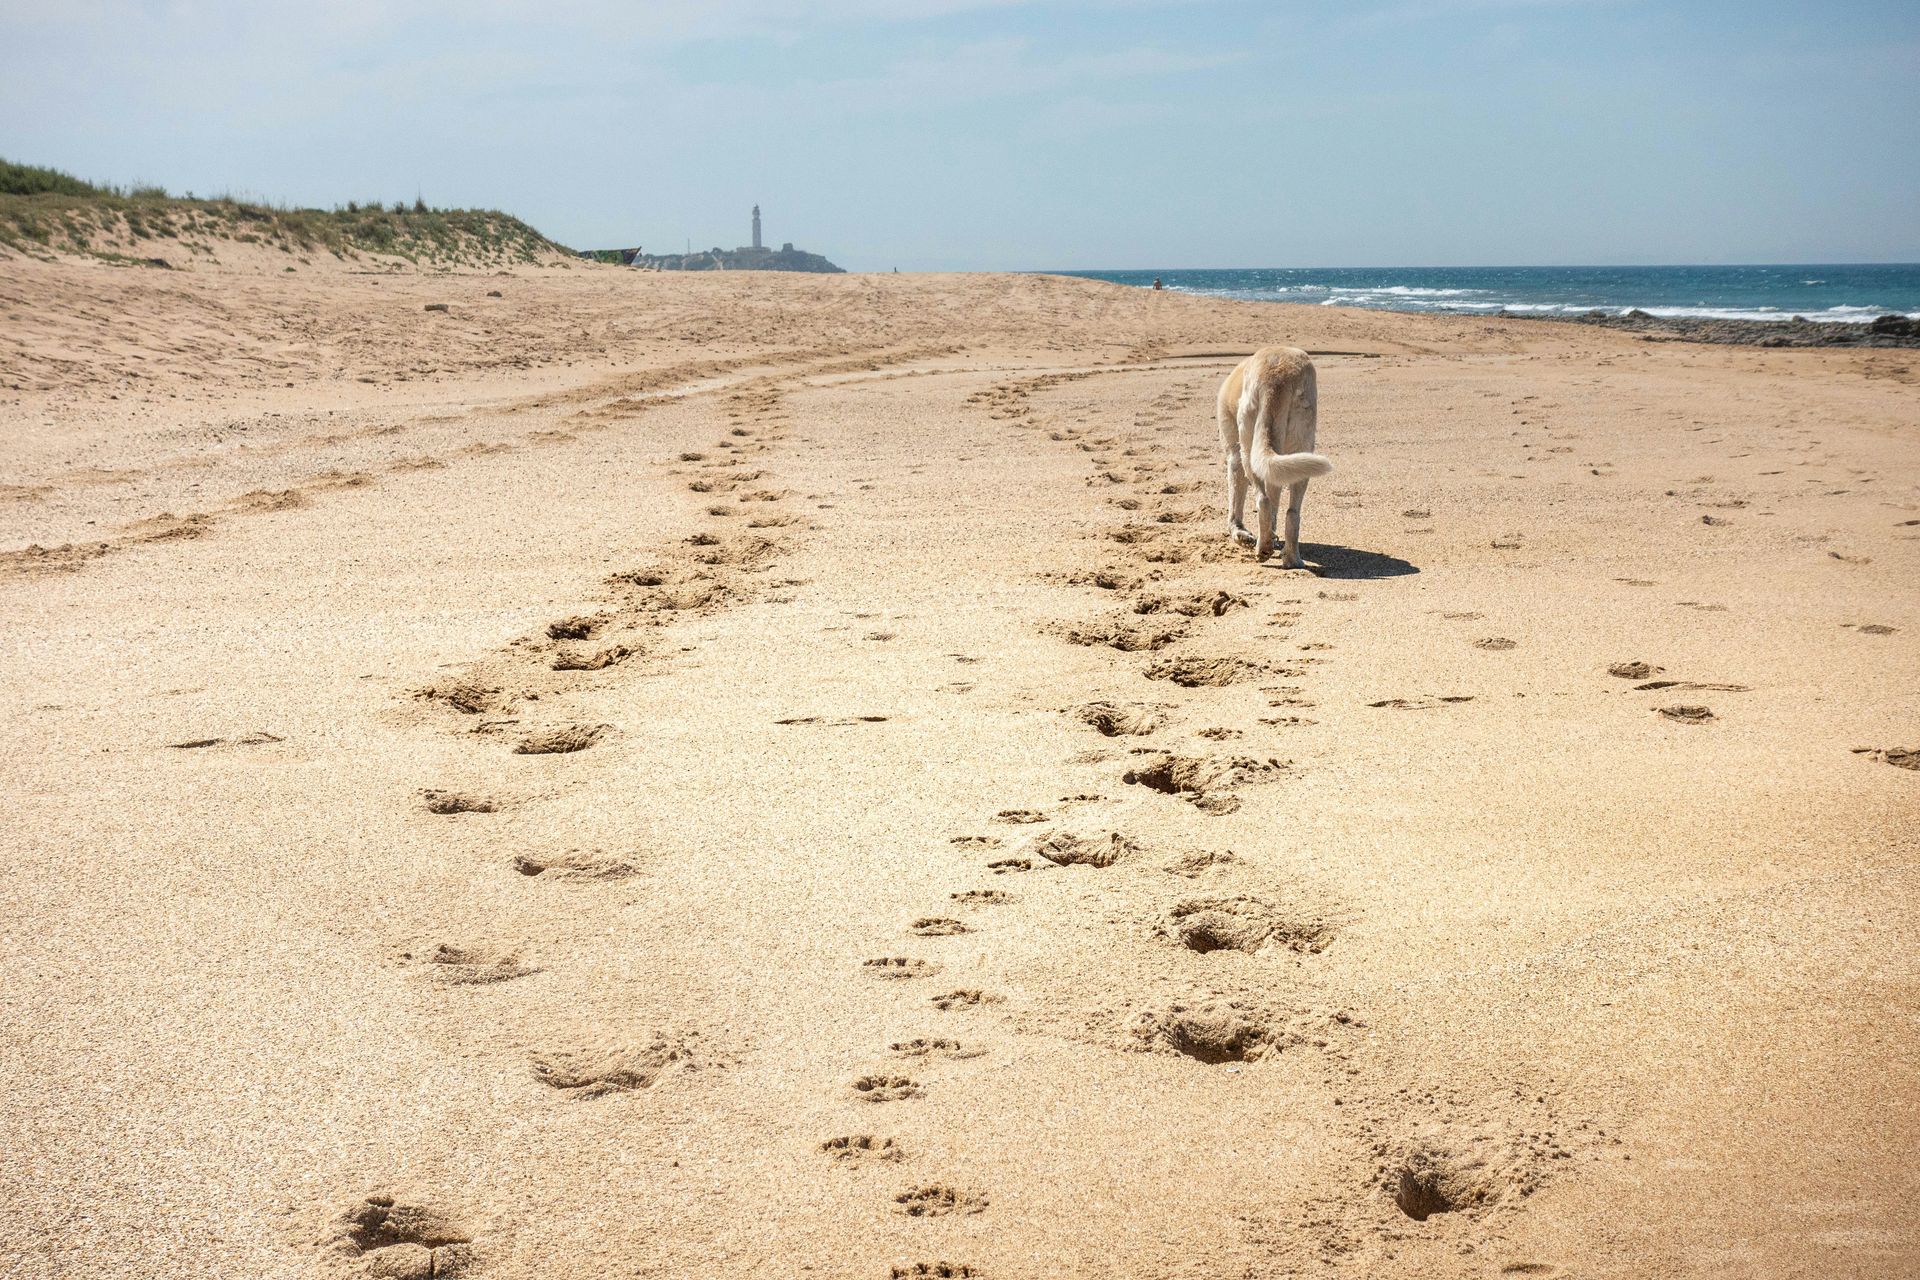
[1217,347,1333,566]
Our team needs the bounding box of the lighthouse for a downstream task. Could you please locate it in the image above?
[751,204,762,251]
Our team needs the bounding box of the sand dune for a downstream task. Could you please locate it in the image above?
[1,256,1915,1279]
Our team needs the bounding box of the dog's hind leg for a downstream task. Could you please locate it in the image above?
[1254,476,1281,561]
[1280,478,1310,569]
[1220,406,1254,546]
[1225,453,1255,546]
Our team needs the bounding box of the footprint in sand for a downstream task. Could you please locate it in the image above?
[1656,705,1715,724]
[165,731,284,750]
[819,1134,903,1164]
[930,988,999,1011]
[404,943,539,985]
[422,790,497,815]
[1163,849,1243,878]
[1131,999,1281,1064]
[1852,747,1919,771]
[1132,589,1248,617]
[551,645,631,671]
[1382,1128,1544,1222]
[414,679,502,715]
[891,1264,981,1279]
[511,849,641,881]
[1144,655,1269,687]
[1164,898,1334,956]
[1607,661,1660,679]
[909,917,970,937]
[545,615,601,640]
[951,889,1013,906]
[891,1037,984,1060]
[324,1194,473,1279]
[864,957,940,980]
[893,1185,988,1216]
[1030,831,1144,868]
[530,1039,699,1097]
[512,724,609,755]
[852,1074,922,1103]
[1121,754,1289,814]
[1071,701,1167,737]
[1055,615,1186,652]
[1063,567,1141,592]
[992,808,1048,825]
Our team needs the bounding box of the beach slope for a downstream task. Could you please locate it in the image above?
[1,257,1915,1279]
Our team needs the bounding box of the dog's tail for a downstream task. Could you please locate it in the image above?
[1249,369,1332,488]
[1257,450,1333,487]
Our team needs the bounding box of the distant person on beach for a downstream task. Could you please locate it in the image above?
[1152,277,1164,290]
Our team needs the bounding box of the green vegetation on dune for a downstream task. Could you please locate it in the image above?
[0,159,112,197]
[0,158,571,267]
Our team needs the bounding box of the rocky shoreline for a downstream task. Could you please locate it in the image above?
[1521,308,1920,348]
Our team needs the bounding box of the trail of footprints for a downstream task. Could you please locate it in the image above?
[318,366,839,1276]
[832,366,1603,1273]
[798,366,1369,1269]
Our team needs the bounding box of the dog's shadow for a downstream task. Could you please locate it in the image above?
[1280,543,1420,579]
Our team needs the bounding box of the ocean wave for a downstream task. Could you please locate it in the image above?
[1213,292,1919,323]
[1152,272,1920,322]
[1328,285,1491,298]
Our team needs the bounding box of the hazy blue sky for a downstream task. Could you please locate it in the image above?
[4,1,1916,270]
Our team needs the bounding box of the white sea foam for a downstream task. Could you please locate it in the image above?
[1336,285,1489,298]
[1167,282,1917,323]
[1611,304,1917,323]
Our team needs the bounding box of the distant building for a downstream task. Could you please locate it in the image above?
[609,203,842,273]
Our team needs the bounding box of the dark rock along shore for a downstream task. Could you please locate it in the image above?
[1523,308,1920,348]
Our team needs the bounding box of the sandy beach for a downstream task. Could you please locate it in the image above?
[1,253,1916,1280]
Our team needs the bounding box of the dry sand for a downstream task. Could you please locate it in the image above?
[1,253,1916,1280]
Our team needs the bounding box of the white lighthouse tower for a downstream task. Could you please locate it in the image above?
[751,204,762,251]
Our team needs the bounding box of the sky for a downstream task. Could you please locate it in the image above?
[3,1,1917,270]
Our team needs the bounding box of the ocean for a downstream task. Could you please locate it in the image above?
[1056,264,1920,324]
